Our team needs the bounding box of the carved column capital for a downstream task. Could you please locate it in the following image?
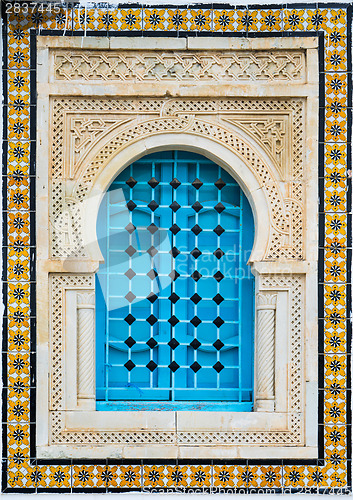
[257,293,277,309]
[77,291,95,308]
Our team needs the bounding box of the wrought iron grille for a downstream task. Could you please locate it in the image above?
[96,151,255,410]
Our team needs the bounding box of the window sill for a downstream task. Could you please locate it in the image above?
[63,409,289,432]
[96,401,253,411]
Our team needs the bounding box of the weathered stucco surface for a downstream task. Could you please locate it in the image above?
[36,36,319,459]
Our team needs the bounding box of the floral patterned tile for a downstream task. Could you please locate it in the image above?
[6,462,33,489]
[325,73,348,99]
[324,425,347,449]
[325,144,347,168]
[45,9,72,31]
[257,9,283,32]
[236,10,257,32]
[325,116,347,142]
[213,465,237,488]
[324,186,347,213]
[324,9,347,31]
[283,466,310,488]
[119,9,142,31]
[324,328,347,354]
[7,185,30,211]
[283,9,307,31]
[325,26,347,49]
[325,49,348,73]
[72,9,97,31]
[324,398,347,425]
[306,9,329,31]
[324,354,347,381]
[101,10,120,32]
[189,9,212,32]
[143,9,168,31]
[39,464,72,488]
[324,255,347,283]
[142,464,213,488]
[324,169,348,192]
[71,465,109,488]
[325,213,348,237]
[248,465,282,488]
[213,10,236,32]
[107,465,142,488]
[325,98,347,119]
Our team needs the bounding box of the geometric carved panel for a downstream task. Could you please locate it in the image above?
[53,49,306,83]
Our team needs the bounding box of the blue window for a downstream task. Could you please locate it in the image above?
[96,151,255,411]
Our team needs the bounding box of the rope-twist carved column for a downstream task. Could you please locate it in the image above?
[255,293,277,412]
[77,292,95,408]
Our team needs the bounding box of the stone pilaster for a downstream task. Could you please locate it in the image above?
[77,292,95,409]
[255,293,277,411]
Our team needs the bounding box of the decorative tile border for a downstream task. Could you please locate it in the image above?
[1,2,351,493]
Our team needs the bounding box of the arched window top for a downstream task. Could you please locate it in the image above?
[96,150,255,411]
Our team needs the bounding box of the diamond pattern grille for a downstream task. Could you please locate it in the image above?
[96,151,255,407]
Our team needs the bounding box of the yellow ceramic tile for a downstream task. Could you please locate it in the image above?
[325,26,347,48]
[258,465,282,488]
[236,10,257,31]
[48,465,71,488]
[213,465,236,488]
[283,466,306,488]
[325,118,347,142]
[325,49,347,72]
[306,9,328,30]
[325,144,347,166]
[143,465,166,488]
[259,10,282,31]
[120,9,142,31]
[325,73,347,98]
[73,9,97,31]
[283,9,305,31]
[143,9,166,31]
[214,10,235,32]
[166,9,188,31]
[189,9,212,31]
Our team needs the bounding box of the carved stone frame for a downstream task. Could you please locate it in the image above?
[36,36,319,459]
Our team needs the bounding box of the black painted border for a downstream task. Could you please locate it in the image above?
[1,2,352,493]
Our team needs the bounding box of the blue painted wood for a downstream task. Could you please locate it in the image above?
[96,401,253,411]
[96,150,255,410]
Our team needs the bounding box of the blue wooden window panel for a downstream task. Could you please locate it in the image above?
[96,151,255,411]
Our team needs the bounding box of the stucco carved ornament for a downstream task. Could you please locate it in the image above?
[51,97,303,262]
[36,37,318,459]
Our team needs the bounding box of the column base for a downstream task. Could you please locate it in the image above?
[254,399,275,412]
[77,397,96,410]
